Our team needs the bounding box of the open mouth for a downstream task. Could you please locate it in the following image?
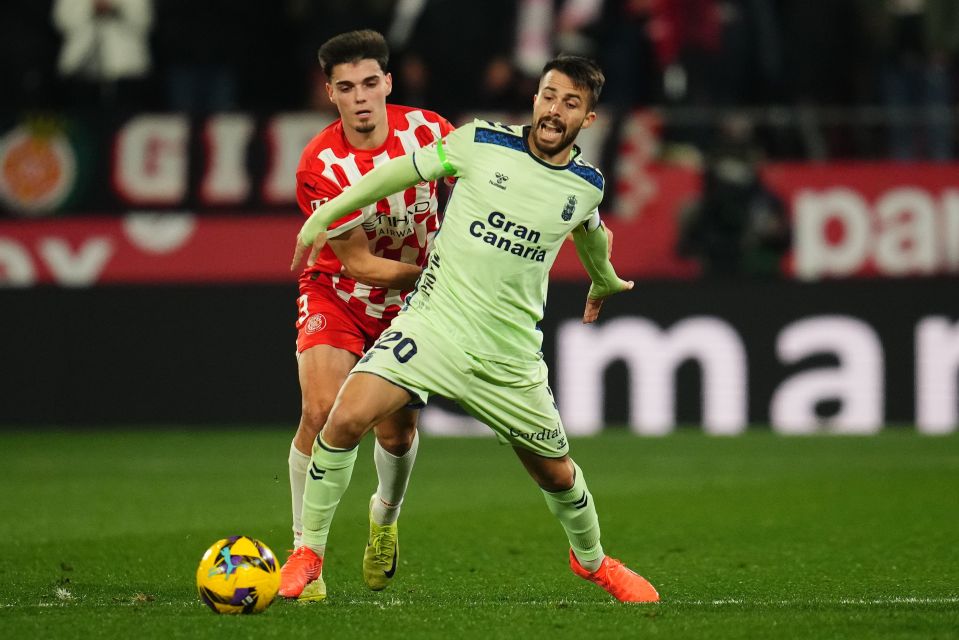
[355,109,373,119]
[537,119,564,144]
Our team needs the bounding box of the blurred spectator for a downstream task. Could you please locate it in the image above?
[590,0,663,110]
[0,0,59,109]
[653,0,725,108]
[860,0,959,161]
[777,0,870,106]
[677,115,791,277]
[715,0,783,106]
[514,0,555,101]
[392,0,522,115]
[154,0,256,113]
[289,0,399,111]
[52,0,153,111]
[653,0,784,149]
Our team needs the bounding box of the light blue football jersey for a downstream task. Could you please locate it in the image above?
[407,120,604,362]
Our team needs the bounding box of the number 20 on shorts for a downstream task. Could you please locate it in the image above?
[369,330,417,363]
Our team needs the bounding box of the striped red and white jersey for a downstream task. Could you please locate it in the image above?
[295,104,455,321]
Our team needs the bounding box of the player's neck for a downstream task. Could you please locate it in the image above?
[343,120,390,150]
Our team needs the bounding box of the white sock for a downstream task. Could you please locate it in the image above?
[576,553,605,573]
[371,430,419,525]
[288,441,311,548]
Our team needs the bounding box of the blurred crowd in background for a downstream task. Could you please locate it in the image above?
[2,0,959,279]
[3,0,959,160]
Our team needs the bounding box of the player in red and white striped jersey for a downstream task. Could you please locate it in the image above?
[296,103,451,322]
[282,30,453,600]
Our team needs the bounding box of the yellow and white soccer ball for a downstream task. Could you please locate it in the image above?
[196,536,280,614]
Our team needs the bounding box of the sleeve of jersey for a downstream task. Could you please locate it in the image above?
[571,210,628,299]
[581,207,602,232]
[299,155,424,246]
[410,122,474,181]
[295,171,365,239]
[437,119,457,185]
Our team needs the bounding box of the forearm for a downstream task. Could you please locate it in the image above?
[345,255,423,291]
[571,223,625,298]
[300,155,422,245]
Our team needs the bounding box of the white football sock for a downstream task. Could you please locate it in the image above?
[372,430,419,525]
[288,441,311,548]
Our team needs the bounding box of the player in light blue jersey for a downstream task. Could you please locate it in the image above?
[285,56,659,603]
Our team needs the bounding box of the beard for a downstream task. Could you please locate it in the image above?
[531,116,580,157]
[351,120,376,134]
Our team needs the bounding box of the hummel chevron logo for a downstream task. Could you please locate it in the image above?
[573,492,589,510]
[309,463,326,480]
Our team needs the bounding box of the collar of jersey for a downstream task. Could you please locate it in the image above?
[521,125,582,170]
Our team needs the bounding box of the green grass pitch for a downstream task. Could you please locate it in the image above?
[1,428,957,639]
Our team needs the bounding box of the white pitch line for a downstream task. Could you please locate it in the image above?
[675,597,959,607]
[2,596,958,609]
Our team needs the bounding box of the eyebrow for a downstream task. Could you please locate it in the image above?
[542,87,583,102]
[335,75,380,87]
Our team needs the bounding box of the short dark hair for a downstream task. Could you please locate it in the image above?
[318,29,389,78]
[541,56,605,109]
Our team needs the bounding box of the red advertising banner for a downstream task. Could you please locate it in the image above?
[552,163,702,280]
[3,162,959,286]
[762,163,959,279]
[0,213,672,286]
[0,214,301,287]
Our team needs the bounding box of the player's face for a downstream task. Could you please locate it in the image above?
[529,70,596,163]
[327,59,393,135]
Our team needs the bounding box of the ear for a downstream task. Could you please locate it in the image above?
[385,72,393,98]
[580,111,597,130]
[326,83,334,103]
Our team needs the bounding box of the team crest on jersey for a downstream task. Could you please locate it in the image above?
[305,313,327,334]
[561,195,577,221]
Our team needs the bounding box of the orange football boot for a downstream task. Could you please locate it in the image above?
[278,546,324,599]
[569,549,660,603]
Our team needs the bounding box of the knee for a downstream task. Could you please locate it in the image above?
[323,404,374,448]
[540,473,575,493]
[538,460,576,492]
[300,400,332,440]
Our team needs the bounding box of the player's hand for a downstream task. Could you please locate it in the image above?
[290,230,328,271]
[583,279,633,324]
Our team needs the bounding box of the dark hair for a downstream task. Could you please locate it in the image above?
[541,55,605,109]
[318,29,389,78]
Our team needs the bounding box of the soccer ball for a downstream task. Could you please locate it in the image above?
[195,535,280,614]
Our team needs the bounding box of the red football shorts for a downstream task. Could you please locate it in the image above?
[295,273,392,357]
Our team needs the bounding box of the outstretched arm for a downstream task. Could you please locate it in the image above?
[330,226,423,290]
[571,222,633,324]
[291,154,426,270]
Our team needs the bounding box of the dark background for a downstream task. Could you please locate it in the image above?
[3,279,953,426]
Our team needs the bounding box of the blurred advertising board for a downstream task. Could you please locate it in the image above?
[1,281,955,433]
[2,111,959,283]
